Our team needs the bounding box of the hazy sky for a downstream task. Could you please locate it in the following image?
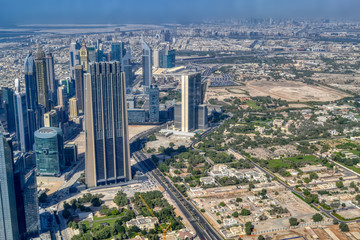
[1,0,359,26]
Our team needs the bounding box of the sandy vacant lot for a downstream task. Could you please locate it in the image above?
[337,208,360,219]
[206,85,249,102]
[128,125,158,139]
[242,80,350,102]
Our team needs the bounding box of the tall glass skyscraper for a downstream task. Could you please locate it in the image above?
[0,131,19,240]
[34,127,64,176]
[24,52,39,143]
[111,42,125,61]
[148,85,159,123]
[45,52,56,105]
[2,87,15,132]
[85,62,131,187]
[176,72,202,132]
[74,65,84,114]
[69,41,81,79]
[142,39,152,93]
[14,78,31,153]
[35,42,49,112]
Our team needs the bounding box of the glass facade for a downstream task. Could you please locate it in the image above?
[0,133,20,240]
[35,127,64,176]
[86,62,131,186]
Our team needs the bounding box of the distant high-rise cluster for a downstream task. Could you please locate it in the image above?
[153,44,176,69]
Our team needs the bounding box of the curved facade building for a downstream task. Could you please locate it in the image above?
[34,127,64,176]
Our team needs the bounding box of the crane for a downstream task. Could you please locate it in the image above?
[138,194,172,240]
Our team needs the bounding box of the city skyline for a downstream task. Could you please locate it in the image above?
[1,0,360,27]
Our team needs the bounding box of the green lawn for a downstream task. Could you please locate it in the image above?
[81,220,90,230]
[92,217,120,228]
[267,155,319,169]
[336,162,360,174]
[93,212,124,221]
[246,100,262,110]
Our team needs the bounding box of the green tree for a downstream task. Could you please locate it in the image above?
[312,213,323,222]
[38,192,47,203]
[258,235,265,240]
[62,209,71,219]
[245,222,253,235]
[219,202,226,207]
[336,181,344,189]
[114,191,128,207]
[339,222,349,232]
[148,134,157,141]
[236,197,243,202]
[232,211,239,218]
[240,209,251,216]
[91,197,102,207]
[289,217,298,226]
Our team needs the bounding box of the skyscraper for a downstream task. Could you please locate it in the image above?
[121,50,133,92]
[0,131,20,240]
[180,72,202,132]
[2,87,15,132]
[45,52,56,105]
[80,40,89,72]
[57,85,68,111]
[13,154,40,239]
[153,44,175,69]
[24,52,38,147]
[74,65,84,114]
[88,46,96,62]
[69,97,78,119]
[44,110,59,128]
[14,78,31,153]
[70,41,81,79]
[111,42,125,61]
[142,39,152,93]
[153,49,160,68]
[34,127,64,176]
[148,85,159,123]
[160,47,176,68]
[35,42,49,111]
[85,62,131,187]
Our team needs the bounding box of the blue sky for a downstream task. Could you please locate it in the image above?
[0,0,359,26]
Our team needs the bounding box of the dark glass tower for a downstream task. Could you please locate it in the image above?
[24,52,38,149]
[0,131,19,240]
[14,78,31,153]
[85,62,131,187]
[45,52,56,105]
[2,87,15,132]
[111,42,125,61]
[74,65,84,114]
[35,42,49,112]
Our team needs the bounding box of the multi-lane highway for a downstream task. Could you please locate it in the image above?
[133,151,223,240]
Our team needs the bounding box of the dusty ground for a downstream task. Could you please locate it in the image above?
[313,72,360,94]
[128,125,158,139]
[145,133,192,151]
[337,208,360,219]
[244,145,299,160]
[206,86,249,102]
[242,80,350,102]
[37,177,64,195]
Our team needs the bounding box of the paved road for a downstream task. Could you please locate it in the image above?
[133,151,223,240]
